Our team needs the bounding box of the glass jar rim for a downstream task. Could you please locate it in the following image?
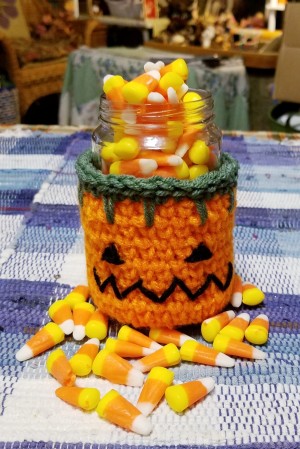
[99,88,214,124]
[100,88,212,107]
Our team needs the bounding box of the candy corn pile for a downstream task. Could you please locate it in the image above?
[98,58,220,179]
[15,279,268,436]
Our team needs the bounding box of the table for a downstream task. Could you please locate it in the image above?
[1,126,300,448]
[59,46,249,130]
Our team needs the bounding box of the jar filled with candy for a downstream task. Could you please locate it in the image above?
[92,59,222,180]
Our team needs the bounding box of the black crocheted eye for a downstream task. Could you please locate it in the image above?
[101,243,124,265]
[185,243,213,263]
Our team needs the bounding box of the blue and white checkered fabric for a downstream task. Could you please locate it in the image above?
[0,129,300,449]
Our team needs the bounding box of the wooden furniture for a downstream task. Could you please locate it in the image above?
[0,0,107,119]
[145,41,279,70]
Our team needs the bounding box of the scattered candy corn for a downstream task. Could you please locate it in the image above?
[105,337,153,358]
[96,389,152,435]
[136,367,174,416]
[69,338,99,376]
[72,302,95,341]
[46,348,76,386]
[92,349,144,386]
[180,339,235,368]
[242,283,265,306]
[48,299,74,335]
[213,334,267,360]
[219,312,250,341]
[16,322,64,361]
[149,328,196,347]
[231,273,243,307]
[132,343,181,373]
[64,285,89,309]
[56,386,100,411]
[118,325,161,351]
[201,310,236,342]
[245,314,269,345]
[165,378,215,413]
[85,309,108,340]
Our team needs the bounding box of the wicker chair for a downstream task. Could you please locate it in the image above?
[0,0,107,119]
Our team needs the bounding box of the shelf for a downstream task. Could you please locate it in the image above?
[144,41,279,69]
[98,16,168,30]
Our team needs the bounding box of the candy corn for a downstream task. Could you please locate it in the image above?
[201,310,236,342]
[151,161,190,179]
[180,340,235,368]
[122,70,160,104]
[101,142,119,163]
[231,273,243,307]
[85,309,108,340]
[92,349,144,386]
[16,322,64,361]
[158,72,185,97]
[160,58,188,80]
[165,378,215,413]
[213,334,267,360]
[46,348,76,386]
[113,136,140,160]
[136,367,174,416]
[175,127,198,157]
[188,140,210,165]
[219,312,250,341]
[147,92,166,103]
[132,343,181,373]
[103,74,126,107]
[149,328,196,347]
[189,164,209,179]
[242,283,265,306]
[245,314,269,345]
[96,389,152,435]
[183,91,204,108]
[109,158,157,176]
[64,285,89,309]
[69,338,99,376]
[48,299,74,335]
[56,386,100,411]
[144,60,165,72]
[138,150,183,167]
[72,302,95,341]
[105,337,153,358]
[118,325,162,351]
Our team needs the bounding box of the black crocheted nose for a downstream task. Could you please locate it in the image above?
[101,243,124,265]
[184,243,213,263]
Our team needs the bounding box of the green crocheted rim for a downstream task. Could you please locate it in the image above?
[75,150,239,226]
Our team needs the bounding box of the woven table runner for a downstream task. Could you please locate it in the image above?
[0,128,300,449]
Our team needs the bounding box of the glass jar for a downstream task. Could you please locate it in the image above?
[92,89,222,180]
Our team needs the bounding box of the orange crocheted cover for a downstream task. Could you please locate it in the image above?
[80,190,235,328]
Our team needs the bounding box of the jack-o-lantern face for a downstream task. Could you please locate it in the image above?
[93,242,233,303]
[81,191,235,329]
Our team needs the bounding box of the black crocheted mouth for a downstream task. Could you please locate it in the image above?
[93,262,233,304]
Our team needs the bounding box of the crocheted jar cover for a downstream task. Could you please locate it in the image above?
[76,150,239,328]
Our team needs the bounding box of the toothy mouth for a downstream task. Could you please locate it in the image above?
[93,262,233,304]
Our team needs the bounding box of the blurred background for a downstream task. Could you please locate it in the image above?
[1,0,299,132]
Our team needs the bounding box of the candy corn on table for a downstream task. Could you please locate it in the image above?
[1,125,300,448]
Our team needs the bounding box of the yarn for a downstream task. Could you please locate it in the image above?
[76,150,239,328]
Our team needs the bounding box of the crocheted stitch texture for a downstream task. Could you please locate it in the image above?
[76,151,239,328]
